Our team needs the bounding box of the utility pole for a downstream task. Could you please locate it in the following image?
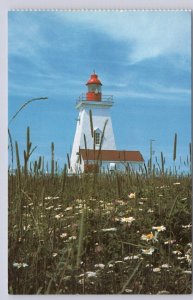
[150,139,155,173]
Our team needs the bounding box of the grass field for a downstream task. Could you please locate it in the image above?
[8,155,192,294]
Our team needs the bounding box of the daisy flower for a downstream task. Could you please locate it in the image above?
[152,225,166,232]
[101,228,117,232]
[141,232,154,241]
[94,263,105,269]
[86,271,97,278]
[128,193,136,199]
[120,217,135,224]
[142,247,155,255]
[153,267,161,273]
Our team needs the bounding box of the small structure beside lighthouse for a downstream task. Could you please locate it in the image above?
[70,72,144,173]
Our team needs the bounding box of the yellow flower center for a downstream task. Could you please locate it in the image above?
[146,232,154,240]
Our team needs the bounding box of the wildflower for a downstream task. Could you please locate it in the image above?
[45,196,60,200]
[141,232,154,241]
[52,253,58,257]
[54,207,61,211]
[13,262,28,269]
[68,236,77,241]
[13,263,21,268]
[75,204,83,209]
[108,263,114,268]
[142,247,155,255]
[63,225,71,229]
[153,267,161,273]
[114,200,125,205]
[181,197,187,201]
[172,250,182,255]
[182,224,192,229]
[115,260,125,264]
[177,256,185,261]
[94,263,105,269]
[23,225,30,231]
[65,206,73,211]
[45,205,54,210]
[60,233,67,238]
[78,279,84,284]
[185,254,192,265]
[107,270,114,274]
[147,208,154,213]
[101,228,117,232]
[152,225,166,232]
[157,290,170,294]
[124,255,140,261]
[183,270,192,274]
[159,185,170,189]
[22,263,28,268]
[139,202,144,205]
[161,263,171,269]
[125,289,133,293]
[120,217,135,224]
[173,182,181,185]
[164,239,176,245]
[55,213,63,220]
[145,263,153,268]
[128,193,136,199]
[86,271,97,278]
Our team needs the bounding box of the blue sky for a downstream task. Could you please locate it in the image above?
[8,11,191,172]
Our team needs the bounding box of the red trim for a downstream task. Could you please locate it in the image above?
[79,149,144,162]
[86,92,102,101]
[86,74,102,85]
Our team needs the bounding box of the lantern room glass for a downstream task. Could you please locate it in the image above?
[88,84,101,93]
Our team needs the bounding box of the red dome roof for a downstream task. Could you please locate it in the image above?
[86,73,102,85]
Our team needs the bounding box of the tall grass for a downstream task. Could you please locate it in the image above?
[8,124,192,294]
[173,133,177,161]
[51,142,55,177]
[24,127,37,176]
[9,97,48,125]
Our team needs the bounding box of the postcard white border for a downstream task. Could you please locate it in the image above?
[0,1,192,299]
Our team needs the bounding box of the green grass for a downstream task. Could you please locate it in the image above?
[8,165,192,294]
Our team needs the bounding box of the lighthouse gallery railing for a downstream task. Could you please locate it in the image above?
[76,94,114,105]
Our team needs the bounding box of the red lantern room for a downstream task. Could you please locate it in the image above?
[86,72,102,101]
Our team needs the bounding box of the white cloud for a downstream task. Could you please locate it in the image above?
[8,11,191,103]
[9,11,191,66]
[106,84,191,102]
[56,11,191,64]
[9,14,48,58]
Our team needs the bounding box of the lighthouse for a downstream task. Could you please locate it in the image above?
[70,72,116,173]
[70,72,144,173]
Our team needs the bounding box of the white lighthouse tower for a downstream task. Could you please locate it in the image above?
[70,72,116,173]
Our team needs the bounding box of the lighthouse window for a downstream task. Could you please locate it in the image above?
[88,84,101,93]
[94,132,101,145]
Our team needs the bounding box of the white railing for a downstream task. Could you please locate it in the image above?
[76,94,114,105]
